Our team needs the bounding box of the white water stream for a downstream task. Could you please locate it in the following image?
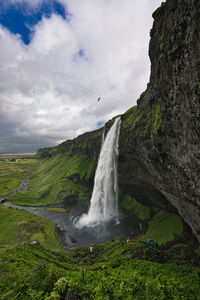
[76,117,121,228]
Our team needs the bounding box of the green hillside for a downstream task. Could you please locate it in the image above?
[0,239,199,300]
[8,153,96,206]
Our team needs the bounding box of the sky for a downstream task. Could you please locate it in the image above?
[0,0,163,153]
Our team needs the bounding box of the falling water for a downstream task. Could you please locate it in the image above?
[76,117,121,228]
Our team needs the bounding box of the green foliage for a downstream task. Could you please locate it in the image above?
[0,237,199,300]
[121,194,150,220]
[0,205,61,251]
[143,210,183,244]
[48,277,69,298]
[0,244,72,299]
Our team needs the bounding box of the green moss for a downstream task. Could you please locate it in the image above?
[122,105,143,131]
[152,206,161,213]
[144,104,162,137]
[198,82,200,89]
[121,103,162,141]
[195,247,200,255]
[142,210,183,244]
[121,194,150,220]
[105,114,122,129]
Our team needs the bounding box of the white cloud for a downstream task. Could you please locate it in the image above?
[0,0,163,152]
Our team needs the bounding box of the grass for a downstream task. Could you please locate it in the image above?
[0,239,199,299]
[47,207,67,213]
[121,194,150,220]
[0,153,35,160]
[121,194,183,245]
[0,205,61,251]
[142,210,183,244]
[0,159,38,197]
[8,153,96,206]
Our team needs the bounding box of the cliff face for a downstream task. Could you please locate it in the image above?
[38,0,200,240]
[119,0,200,240]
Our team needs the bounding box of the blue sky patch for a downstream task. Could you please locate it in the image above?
[0,0,68,45]
[97,121,104,128]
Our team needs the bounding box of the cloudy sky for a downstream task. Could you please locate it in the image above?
[0,0,163,153]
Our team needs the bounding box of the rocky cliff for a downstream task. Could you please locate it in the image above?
[119,0,200,241]
[38,0,200,241]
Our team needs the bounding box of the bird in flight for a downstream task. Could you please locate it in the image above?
[97,97,101,102]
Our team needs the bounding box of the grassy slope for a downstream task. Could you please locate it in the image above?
[121,194,183,245]
[142,210,183,244]
[0,205,61,251]
[8,153,96,206]
[0,159,37,197]
[0,240,199,300]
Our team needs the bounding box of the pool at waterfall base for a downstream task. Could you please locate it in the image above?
[3,201,140,249]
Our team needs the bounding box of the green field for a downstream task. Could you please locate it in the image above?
[0,205,61,251]
[0,153,35,160]
[0,158,38,197]
[47,207,67,213]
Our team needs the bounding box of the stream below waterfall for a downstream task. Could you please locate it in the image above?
[2,201,140,249]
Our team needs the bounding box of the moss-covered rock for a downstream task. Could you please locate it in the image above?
[142,210,183,245]
[121,194,150,221]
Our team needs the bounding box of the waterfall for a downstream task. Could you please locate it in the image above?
[75,117,121,228]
